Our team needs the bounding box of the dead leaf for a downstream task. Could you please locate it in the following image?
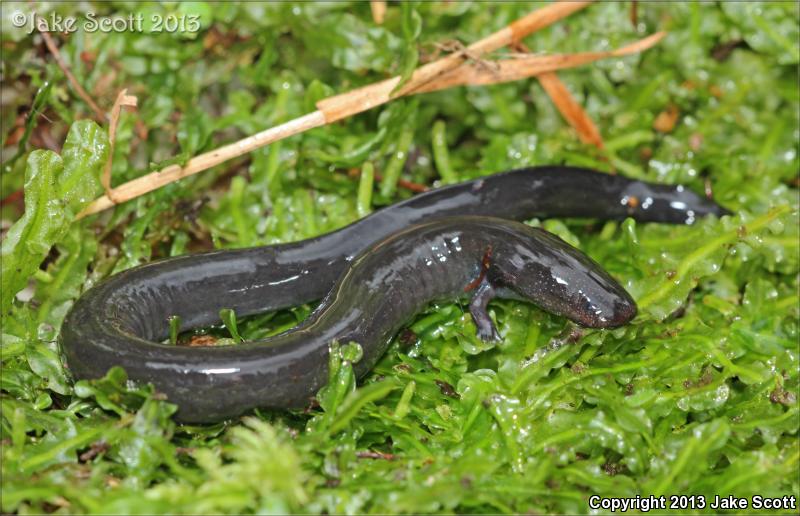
[653,103,679,133]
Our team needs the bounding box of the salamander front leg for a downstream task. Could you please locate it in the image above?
[469,279,501,342]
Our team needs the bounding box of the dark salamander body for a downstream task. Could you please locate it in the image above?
[61,166,727,422]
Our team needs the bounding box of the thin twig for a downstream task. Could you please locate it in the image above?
[347,168,429,193]
[412,32,666,92]
[434,40,500,74]
[316,1,593,122]
[370,1,387,25]
[537,72,604,148]
[77,1,594,219]
[78,112,326,217]
[356,450,396,460]
[102,89,137,202]
[76,31,664,219]
[514,41,604,149]
[36,16,107,122]
[394,177,429,193]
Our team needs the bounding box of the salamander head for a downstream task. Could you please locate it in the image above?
[619,181,730,224]
[494,226,637,328]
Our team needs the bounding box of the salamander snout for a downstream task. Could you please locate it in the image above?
[577,294,638,328]
[497,225,640,330]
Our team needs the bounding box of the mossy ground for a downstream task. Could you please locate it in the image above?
[1,2,798,514]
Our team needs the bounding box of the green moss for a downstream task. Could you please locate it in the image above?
[1,2,798,513]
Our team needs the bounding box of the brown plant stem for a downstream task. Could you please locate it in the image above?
[370,1,387,25]
[79,111,326,217]
[77,1,595,219]
[37,19,107,122]
[316,1,593,122]
[101,89,138,201]
[412,32,665,93]
[536,72,604,149]
[76,31,666,219]
[347,168,429,193]
[513,41,604,149]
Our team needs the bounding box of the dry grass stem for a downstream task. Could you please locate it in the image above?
[78,3,667,219]
[513,41,604,149]
[101,89,138,202]
[536,72,604,149]
[316,1,592,122]
[370,1,387,25]
[78,1,593,218]
[36,16,107,122]
[78,111,326,218]
[413,32,666,92]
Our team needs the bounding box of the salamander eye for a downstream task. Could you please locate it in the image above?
[570,295,606,327]
[581,297,601,319]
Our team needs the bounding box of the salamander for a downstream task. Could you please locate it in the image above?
[60,166,727,422]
